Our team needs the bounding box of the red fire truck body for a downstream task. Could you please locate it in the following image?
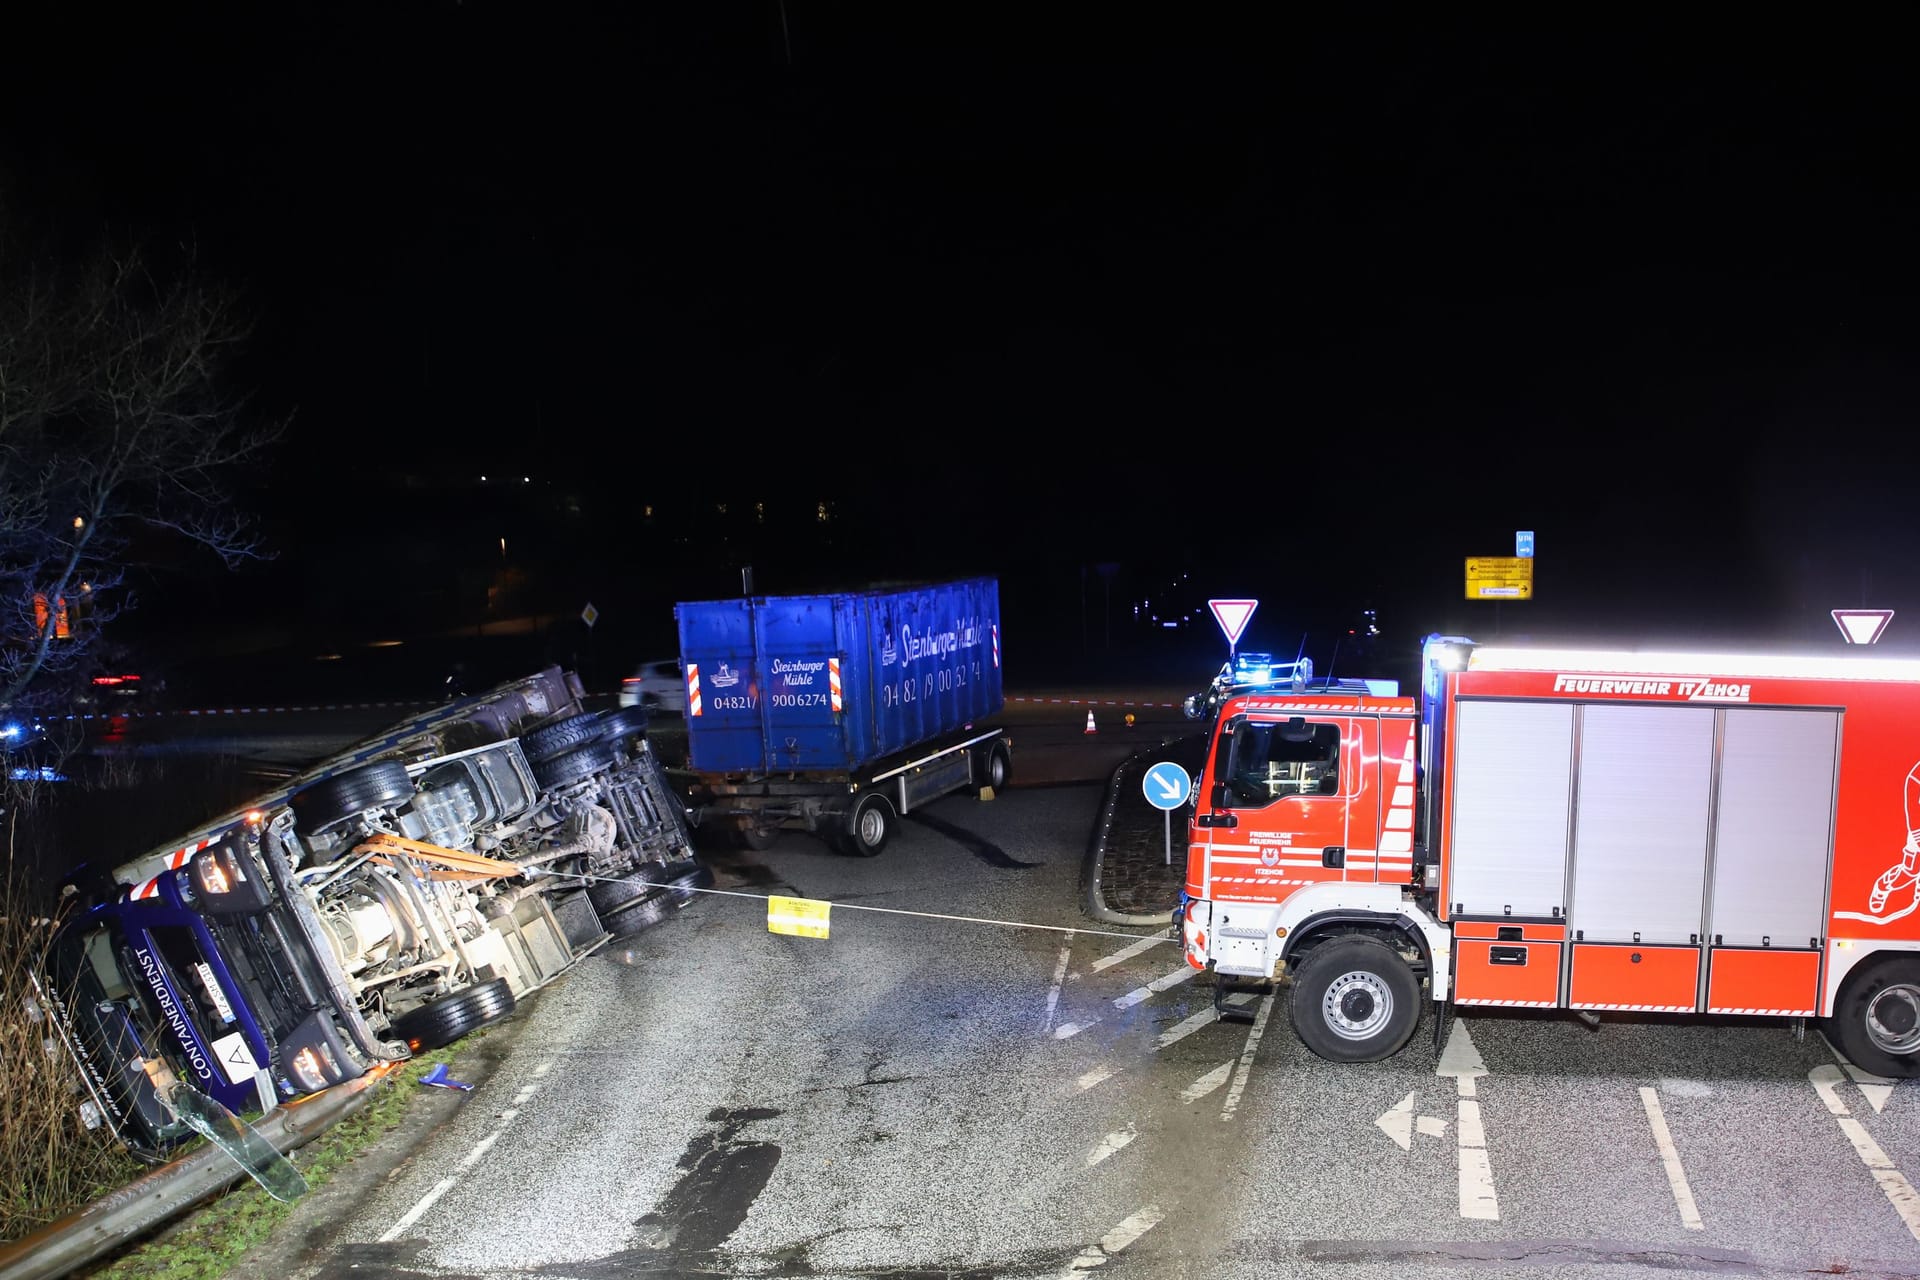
[1178,635,1920,1075]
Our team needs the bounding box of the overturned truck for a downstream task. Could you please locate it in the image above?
[39,667,706,1158]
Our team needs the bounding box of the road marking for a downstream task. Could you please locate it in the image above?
[1114,966,1198,1010]
[1439,1022,1498,1220]
[1092,935,1164,973]
[1183,1061,1233,1103]
[1044,933,1075,1032]
[1085,1126,1136,1167]
[1219,993,1274,1122]
[1056,1018,1100,1040]
[1822,1038,1898,1114]
[1058,1205,1165,1276]
[1077,1065,1117,1092]
[1809,1065,1920,1241]
[1375,1091,1449,1150]
[1639,1086,1704,1230]
[384,1057,549,1241]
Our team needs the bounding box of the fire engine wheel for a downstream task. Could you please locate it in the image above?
[1829,957,1920,1078]
[842,792,895,857]
[1289,936,1421,1063]
[595,705,650,746]
[978,742,1011,795]
[532,741,619,790]
[520,712,606,763]
[289,760,415,836]
[390,978,516,1053]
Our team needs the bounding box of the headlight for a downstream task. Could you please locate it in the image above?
[190,839,272,915]
[276,1011,360,1095]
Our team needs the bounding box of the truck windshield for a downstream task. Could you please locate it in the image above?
[1224,721,1340,806]
[45,917,202,1152]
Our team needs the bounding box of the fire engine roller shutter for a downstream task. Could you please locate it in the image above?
[1449,701,1574,917]
[1568,704,1715,945]
[1703,709,1836,1016]
[1707,709,1838,947]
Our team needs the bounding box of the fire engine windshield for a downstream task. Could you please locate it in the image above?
[1223,720,1340,806]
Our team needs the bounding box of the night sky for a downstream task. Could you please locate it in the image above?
[5,7,1919,690]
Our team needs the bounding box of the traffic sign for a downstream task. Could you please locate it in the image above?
[1465,558,1533,600]
[1143,761,1193,812]
[1208,599,1258,647]
[1832,609,1894,644]
[1516,530,1534,558]
[580,602,600,628]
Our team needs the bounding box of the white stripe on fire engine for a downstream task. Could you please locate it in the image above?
[1572,1003,1694,1013]
[1709,1006,1818,1016]
[1212,878,1316,886]
[1456,998,1556,1008]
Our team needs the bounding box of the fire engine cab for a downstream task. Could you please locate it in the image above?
[1179,634,1920,1077]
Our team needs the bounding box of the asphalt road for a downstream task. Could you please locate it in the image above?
[235,773,1920,1280]
[72,686,1920,1279]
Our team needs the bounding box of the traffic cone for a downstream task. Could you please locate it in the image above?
[1084,709,1098,734]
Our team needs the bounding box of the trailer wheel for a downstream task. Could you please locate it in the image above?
[734,823,780,851]
[1288,935,1421,1063]
[390,977,516,1053]
[532,741,619,789]
[842,792,895,857]
[978,741,1011,795]
[520,712,605,763]
[290,761,415,835]
[1828,956,1920,1078]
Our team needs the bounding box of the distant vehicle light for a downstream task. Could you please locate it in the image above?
[1,723,20,739]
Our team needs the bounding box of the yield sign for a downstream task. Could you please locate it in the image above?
[1832,609,1894,645]
[1208,599,1258,647]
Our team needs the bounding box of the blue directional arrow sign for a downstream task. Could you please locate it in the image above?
[1143,761,1193,812]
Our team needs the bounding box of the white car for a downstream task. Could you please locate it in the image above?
[620,659,687,713]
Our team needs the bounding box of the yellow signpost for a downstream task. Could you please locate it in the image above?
[1465,557,1534,600]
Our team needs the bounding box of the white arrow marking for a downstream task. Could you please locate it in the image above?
[1439,1022,1498,1220]
[1418,1115,1448,1138]
[1378,1091,1415,1151]
[1153,771,1187,803]
[1086,1126,1136,1167]
[1809,1066,1920,1240]
[1842,1061,1898,1115]
[1183,1061,1233,1103]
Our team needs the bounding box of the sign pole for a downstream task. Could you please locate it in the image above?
[1164,809,1172,867]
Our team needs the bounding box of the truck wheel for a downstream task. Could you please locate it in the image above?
[290,760,415,835]
[1828,956,1920,1078]
[588,862,665,918]
[520,712,605,763]
[533,741,619,789]
[602,890,676,938]
[978,742,1011,794]
[658,858,714,905]
[1288,936,1421,1063]
[595,705,650,746]
[390,977,516,1053]
[843,792,894,857]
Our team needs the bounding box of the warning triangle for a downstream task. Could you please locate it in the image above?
[1208,599,1258,647]
[1832,609,1894,645]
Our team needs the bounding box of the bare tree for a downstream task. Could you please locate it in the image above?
[0,228,287,717]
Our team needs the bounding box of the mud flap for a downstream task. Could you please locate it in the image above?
[1430,987,1455,1058]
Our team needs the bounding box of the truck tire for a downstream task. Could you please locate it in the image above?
[602,889,676,937]
[390,977,516,1052]
[520,712,604,763]
[978,741,1011,795]
[595,705,650,746]
[842,792,895,857]
[658,858,714,905]
[1827,956,1920,1078]
[290,761,415,835]
[1288,935,1421,1063]
[588,862,666,919]
[533,741,619,790]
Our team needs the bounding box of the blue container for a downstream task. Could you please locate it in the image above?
[677,578,1003,775]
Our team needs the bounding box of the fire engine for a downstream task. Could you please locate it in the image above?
[1178,634,1920,1078]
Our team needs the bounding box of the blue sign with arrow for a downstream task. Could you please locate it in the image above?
[1143,761,1193,812]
